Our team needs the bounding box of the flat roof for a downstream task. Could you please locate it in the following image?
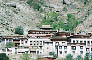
[28,30,57,32]
[40,25,53,29]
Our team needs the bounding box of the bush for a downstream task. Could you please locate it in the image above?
[21,54,30,60]
[84,53,89,60]
[6,42,13,48]
[40,12,59,29]
[66,54,73,60]
[77,55,82,60]
[49,52,57,58]
[41,13,79,31]
[0,53,9,60]
[15,26,24,35]
[27,0,44,11]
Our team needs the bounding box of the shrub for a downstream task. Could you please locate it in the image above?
[21,54,30,60]
[27,0,44,11]
[89,24,92,27]
[64,14,79,31]
[66,54,73,60]
[84,53,89,60]
[40,12,59,29]
[0,53,9,60]
[40,13,79,31]
[6,42,13,48]
[15,26,24,35]
[49,52,57,58]
[77,55,82,60]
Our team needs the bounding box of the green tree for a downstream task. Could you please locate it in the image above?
[0,53,9,60]
[64,14,79,31]
[40,12,59,30]
[6,42,13,48]
[15,26,24,35]
[66,54,73,60]
[49,52,57,58]
[35,56,40,60]
[21,54,30,60]
[84,53,89,60]
[91,53,92,60]
[77,55,82,60]
[40,13,79,31]
[27,0,44,11]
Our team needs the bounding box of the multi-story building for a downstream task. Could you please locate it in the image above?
[1,25,92,59]
[51,32,92,58]
[0,35,30,55]
[27,25,57,57]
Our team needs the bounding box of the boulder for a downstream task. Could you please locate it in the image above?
[63,0,71,4]
[5,3,16,8]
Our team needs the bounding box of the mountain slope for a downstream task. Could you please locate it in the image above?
[0,0,92,35]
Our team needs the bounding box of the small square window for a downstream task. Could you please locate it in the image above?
[25,41,27,43]
[80,46,83,49]
[88,41,90,44]
[73,40,75,43]
[59,51,62,54]
[84,41,86,43]
[59,46,62,49]
[76,40,78,43]
[64,46,67,49]
[72,51,75,54]
[91,48,92,51]
[80,41,82,43]
[80,51,83,54]
[71,46,76,50]
[65,51,67,53]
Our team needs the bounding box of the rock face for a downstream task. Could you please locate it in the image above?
[0,0,92,35]
[63,0,71,4]
[0,0,42,35]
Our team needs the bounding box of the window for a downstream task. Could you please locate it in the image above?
[37,41,39,45]
[65,51,67,53]
[88,41,90,44]
[62,42,65,44]
[40,47,42,49]
[59,51,62,54]
[64,46,67,49]
[34,41,36,43]
[84,41,86,44]
[80,51,83,54]
[71,46,76,50]
[37,51,39,54]
[59,46,62,49]
[80,41,82,43]
[40,41,42,45]
[80,46,83,49]
[76,40,78,43]
[86,48,89,51]
[9,39,12,42]
[34,44,36,45]
[72,51,75,54]
[25,41,27,43]
[91,48,92,51]
[30,41,32,45]
[73,40,75,43]
[40,52,42,54]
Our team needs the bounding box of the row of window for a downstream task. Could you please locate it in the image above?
[59,46,83,50]
[32,32,51,34]
[30,41,42,45]
[59,51,83,54]
[72,40,92,44]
